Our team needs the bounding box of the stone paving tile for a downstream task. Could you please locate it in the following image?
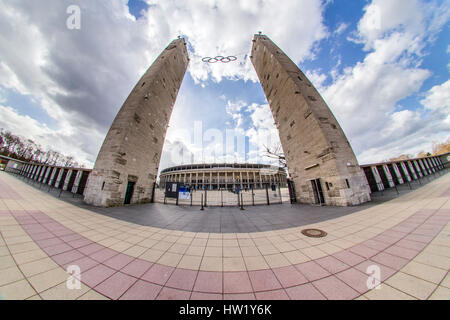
[440,274,450,288]
[335,268,371,294]
[20,257,59,277]
[371,252,409,270]
[349,244,379,259]
[40,282,90,300]
[103,253,134,271]
[27,267,68,293]
[141,264,174,286]
[401,261,447,284]
[0,266,24,286]
[120,280,162,300]
[315,256,350,274]
[77,289,110,300]
[200,257,222,272]
[223,293,256,300]
[312,276,360,300]
[140,248,164,262]
[78,243,104,255]
[89,247,118,263]
[364,283,416,300]
[272,265,308,288]
[223,257,246,272]
[43,243,73,256]
[52,250,84,266]
[395,239,428,251]
[193,271,222,294]
[248,270,282,292]
[81,264,116,288]
[295,261,331,282]
[0,279,37,300]
[263,253,291,268]
[384,245,420,260]
[282,250,309,265]
[166,268,198,291]
[95,272,137,300]
[255,289,290,300]
[385,272,437,300]
[332,250,366,266]
[285,283,326,300]
[413,252,450,270]
[65,256,99,273]
[157,287,190,300]
[0,255,18,270]
[428,286,450,300]
[223,272,253,294]
[120,259,153,278]
[354,260,396,282]
[191,292,223,300]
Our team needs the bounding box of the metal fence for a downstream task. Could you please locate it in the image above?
[155,185,291,208]
[365,163,449,198]
[5,167,87,199]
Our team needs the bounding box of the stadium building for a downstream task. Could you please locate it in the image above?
[159,163,287,190]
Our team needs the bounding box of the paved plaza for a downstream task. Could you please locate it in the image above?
[0,171,449,300]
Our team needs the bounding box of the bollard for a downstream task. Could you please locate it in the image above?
[201,194,204,211]
[278,185,282,204]
[252,186,255,206]
[240,193,244,210]
[221,189,223,207]
[237,191,240,208]
[265,185,270,205]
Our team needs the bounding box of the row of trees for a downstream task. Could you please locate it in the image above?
[390,138,450,161]
[0,129,80,167]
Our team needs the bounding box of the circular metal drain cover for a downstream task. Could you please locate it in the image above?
[301,229,327,238]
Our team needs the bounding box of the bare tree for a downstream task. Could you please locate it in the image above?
[0,128,81,167]
[262,143,287,168]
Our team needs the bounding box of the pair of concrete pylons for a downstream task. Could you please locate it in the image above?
[84,34,371,207]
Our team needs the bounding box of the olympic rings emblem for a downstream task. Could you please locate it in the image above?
[202,56,237,63]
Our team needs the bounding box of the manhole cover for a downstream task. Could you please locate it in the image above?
[301,229,327,238]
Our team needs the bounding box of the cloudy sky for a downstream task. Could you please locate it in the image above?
[0,0,449,173]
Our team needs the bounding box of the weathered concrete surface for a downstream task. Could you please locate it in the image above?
[251,34,371,206]
[84,38,189,207]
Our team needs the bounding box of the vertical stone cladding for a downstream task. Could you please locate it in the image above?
[84,38,189,207]
[251,34,370,206]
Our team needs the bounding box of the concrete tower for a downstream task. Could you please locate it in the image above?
[84,38,189,207]
[251,34,370,206]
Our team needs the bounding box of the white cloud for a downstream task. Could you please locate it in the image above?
[143,0,327,83]
[420,80,450,113]
[319,0,450,164]
[335,22,349,35]
[305,70,328,90]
